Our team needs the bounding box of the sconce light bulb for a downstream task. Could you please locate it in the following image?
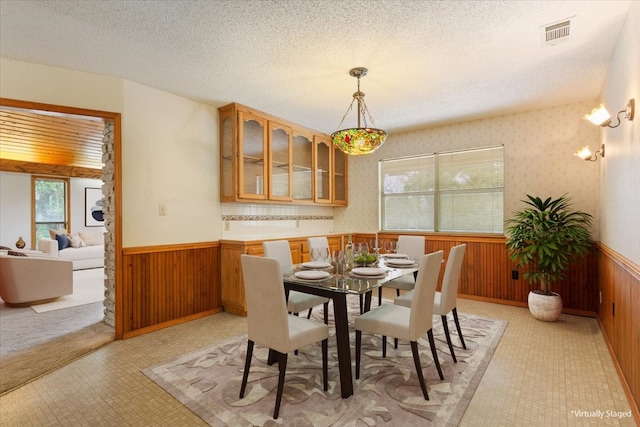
[575,146,593,160]
[584,105,612,127]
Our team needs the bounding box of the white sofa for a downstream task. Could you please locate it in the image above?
[38,231,104,270]
[0,252,73,306]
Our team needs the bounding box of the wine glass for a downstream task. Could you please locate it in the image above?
[332,250,345,274]
[318,247,330,263]
[310,247,321,262]
[384,241,397,254]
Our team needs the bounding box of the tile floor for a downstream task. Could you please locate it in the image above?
[0,294,636,426]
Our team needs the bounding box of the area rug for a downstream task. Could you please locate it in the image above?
[143,298,507,426]
[31,268,104,313]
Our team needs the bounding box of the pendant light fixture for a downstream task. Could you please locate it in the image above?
[331,67,387,155]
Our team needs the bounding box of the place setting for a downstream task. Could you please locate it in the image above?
[348,266,387,279]
[301,247,333,271]
[383,257,418,268]
[292,269,332,282]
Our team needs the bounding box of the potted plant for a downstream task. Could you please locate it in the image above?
[505,195,593,321]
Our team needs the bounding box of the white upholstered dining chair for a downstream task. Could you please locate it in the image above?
[395,243,467,362]
[263,240,329,323]
[355,250,445,400]
[239,255,329,419]
[378,235,425,305]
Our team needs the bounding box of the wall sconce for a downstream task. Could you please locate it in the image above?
[584,98,635,128]
[575,144,605,162]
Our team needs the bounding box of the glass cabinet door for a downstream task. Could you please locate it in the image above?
[292,128,313,202]
[269,121,292,200]
[314,135,332,203]
[219,107,236,201]
[238,111,268,200]
[333,145,348,205]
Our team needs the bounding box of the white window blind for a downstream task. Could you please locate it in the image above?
[380,146,504,233]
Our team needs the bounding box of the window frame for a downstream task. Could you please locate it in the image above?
[31,176,70,248]
[379,145,504,234]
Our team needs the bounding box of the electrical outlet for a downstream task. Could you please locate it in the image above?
[158,204,166,216]
[296,219,300,228]
[224,221,230,231]
[511,270,519,280]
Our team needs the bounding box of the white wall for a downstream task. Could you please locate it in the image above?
[0,172,104,248]
[335,101,601,237]
[0,172,31,248]
[121,80,220,246]
[598,2,640,265]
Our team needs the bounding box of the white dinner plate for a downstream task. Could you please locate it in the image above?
[351,267,386,276]
[385,259,418,267]
[301,261,332,269]
[384,253,408,259]
[294,270,331,280]
[349,272,387,279]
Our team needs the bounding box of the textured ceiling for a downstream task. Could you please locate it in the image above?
[0,0,632,134]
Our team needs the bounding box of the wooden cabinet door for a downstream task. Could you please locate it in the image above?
[219,105,237,202]
[292,128,313,202]
[313,135,332,204]
[268,121,292,201]
[238,111,268,200]
[333,144,348,205]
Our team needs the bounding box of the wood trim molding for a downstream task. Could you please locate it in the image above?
[596,241,640,280]
[123,241,220,255]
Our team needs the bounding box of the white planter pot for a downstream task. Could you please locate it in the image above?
[528,291,562,322]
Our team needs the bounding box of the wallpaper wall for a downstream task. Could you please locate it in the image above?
[335,100,601,238]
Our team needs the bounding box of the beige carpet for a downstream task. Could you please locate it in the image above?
[32,267,105,313]
[0,268,114,395]
[144,298,507,426]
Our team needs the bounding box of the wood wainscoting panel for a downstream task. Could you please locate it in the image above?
[597,243,640,415]
[122,242,222,338]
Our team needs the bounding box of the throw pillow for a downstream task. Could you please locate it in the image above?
[56,233,70,251]
[79,232,103,246]
[49,228,68,239]
[68,233,86,248]
[7,250,28,257]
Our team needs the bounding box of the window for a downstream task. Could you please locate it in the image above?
[32,176,70,247]
[380,146,504,233]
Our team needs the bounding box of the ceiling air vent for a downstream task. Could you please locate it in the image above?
[541,17,574,47]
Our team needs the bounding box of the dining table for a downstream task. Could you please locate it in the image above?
[278,257,420,398]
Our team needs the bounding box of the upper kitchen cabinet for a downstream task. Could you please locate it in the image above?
[219,103,347,205]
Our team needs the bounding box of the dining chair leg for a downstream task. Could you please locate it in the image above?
[359,294,364,314]
[323,302,329,324]
[441,314,458,363]
[355,330,362,379]
[427,329,444,380]
[394,338,398,349]
[382,336,387,358]
[273,352,288,419]
[452,308,467,349]
[410,341,430,400]
[378,287,382,306]
[322,338,328,391]
[306,308,313,319]
[396,289,400,297]
[239,340,254,398]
